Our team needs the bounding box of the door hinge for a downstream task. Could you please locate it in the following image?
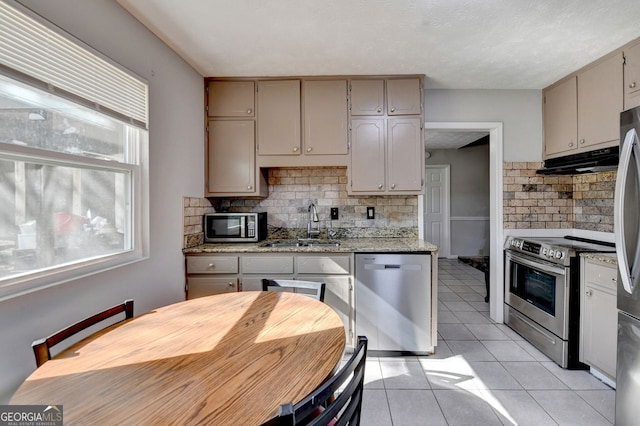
[205,105,209,112]
[206,126,209,132]
[348,83,352,92]
[256,85,259,92]
[184,283,188,292]
[623,54,627,66]
[205,86,209,93]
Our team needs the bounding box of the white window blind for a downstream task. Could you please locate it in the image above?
[0,0,148,128]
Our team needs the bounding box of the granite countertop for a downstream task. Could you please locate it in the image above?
[183,237,438,254]
[580,252,617,266]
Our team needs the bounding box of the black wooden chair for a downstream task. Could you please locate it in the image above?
[263,335,368,426]
[32,299,134,367]
[262,279,326,302]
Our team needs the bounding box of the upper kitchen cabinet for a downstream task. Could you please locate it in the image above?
[206,120,267,197]
[349,117,423,194]
[543,53,623,159]
[303,80,349,155]
[256,80,301,156]
[207,81,255,117]
[350,79,385,116]
[624,41,640,111]
[544,77,578,157]
[386,78,422,115]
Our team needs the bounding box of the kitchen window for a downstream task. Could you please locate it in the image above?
[0,0,149,299]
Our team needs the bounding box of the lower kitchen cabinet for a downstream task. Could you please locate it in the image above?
[580,256,618,383]
[185,252,354,348]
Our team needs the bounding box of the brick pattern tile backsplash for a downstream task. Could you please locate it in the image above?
[503,162,616,232]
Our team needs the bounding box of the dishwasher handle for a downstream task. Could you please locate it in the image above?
[363,263,422,271]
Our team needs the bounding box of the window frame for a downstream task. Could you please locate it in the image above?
[0,0,150,301]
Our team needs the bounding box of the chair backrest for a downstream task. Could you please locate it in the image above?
[262,279,326,302]
[263,336,368,426]
[32,299,134,367]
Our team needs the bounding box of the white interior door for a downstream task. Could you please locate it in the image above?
[424,165,450,258]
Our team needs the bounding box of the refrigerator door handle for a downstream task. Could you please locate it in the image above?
[615,128,640,294]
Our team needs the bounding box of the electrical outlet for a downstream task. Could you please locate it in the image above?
[367,207,375,219]
[330,207,339,220]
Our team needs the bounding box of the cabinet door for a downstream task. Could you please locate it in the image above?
[582,283,617,379]
[349,118,385,192]
[208,81,255,117]
[624,42,640,111]
[303,80,349,155]
[578,53,623,150]
[544,77,578,158]
[387,78,421,115]
[387,117,423,191]
[296,255,350,275]
[257,80,301,155]
[207,120,256,194]
[187,276,238,299]
[350,79,384,116]
[303,275,353,348]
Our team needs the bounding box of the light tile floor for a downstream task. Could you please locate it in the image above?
[360,258,615,425]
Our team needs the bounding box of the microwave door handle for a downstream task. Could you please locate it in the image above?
[240,216,246,238]
[615,128,640,294]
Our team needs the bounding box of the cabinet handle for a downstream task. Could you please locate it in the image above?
[376,107,382,113]
[307,147,312,152]
[586,289,593,297]
[378,184,383,189]
[631,82,637,89]
[390,106,396,112]
[246,108,252,114]
[391,183,396,189]
[247,185,253,190]
[292,146,299,152]
[569,142,574,147]
[579,139,585,145]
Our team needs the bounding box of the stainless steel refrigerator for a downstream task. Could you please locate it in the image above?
[615,105,640,425]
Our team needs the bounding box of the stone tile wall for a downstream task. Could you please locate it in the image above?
[503,162,616,232]
[183,167,419,248]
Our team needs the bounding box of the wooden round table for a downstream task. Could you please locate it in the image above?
[11,291,346,425]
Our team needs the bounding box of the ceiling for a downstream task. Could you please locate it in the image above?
[425,130,488,150]
[117,0,640,90]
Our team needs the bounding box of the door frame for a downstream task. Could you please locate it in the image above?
[419,122,504,323]
[423,165,451,258]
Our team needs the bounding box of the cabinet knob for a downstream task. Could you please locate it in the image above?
[306,147,312,152]
[631,82,637,89]
[586,289,593,297]
[390,107,396,112]
[378,184,383,189]
[376,107,382,113]
[292,146,299,152]
[246,108,252,114]
[247,185,253,190]
[391,183,396,189]
[569,142,574,147]
[228,282,234,287]
[579,139,585,145]
[208,263,215,268]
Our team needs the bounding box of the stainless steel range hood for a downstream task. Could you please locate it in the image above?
[536,146,619,175]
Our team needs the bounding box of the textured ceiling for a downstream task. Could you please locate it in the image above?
[117,0,640,89]
[425,130,489,150]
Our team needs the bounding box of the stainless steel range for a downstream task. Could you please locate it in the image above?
[504,235,615,368]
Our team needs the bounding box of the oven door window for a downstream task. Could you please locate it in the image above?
[510,262,557,316]
[210,217,242,237]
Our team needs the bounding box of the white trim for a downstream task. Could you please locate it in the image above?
[423,122,504,323]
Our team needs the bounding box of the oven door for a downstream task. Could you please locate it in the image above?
[504,251,570,339]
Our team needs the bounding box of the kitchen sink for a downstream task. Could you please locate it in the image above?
[261,239,340,248]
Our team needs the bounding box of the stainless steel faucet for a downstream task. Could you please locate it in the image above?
[307,202,320,238]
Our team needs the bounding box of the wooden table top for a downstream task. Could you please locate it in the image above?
[11,291,346,425]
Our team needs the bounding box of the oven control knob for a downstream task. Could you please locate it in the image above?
[547,249,555,258]
[555,251,563,259]
[542,248,548,255]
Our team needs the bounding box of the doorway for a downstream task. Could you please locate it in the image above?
[424,165,450,258]
[419,122,504,323]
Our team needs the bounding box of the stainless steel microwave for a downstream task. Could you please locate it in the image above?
[204,212,267,243]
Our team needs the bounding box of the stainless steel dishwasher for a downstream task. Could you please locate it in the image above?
[355,253,431,353]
